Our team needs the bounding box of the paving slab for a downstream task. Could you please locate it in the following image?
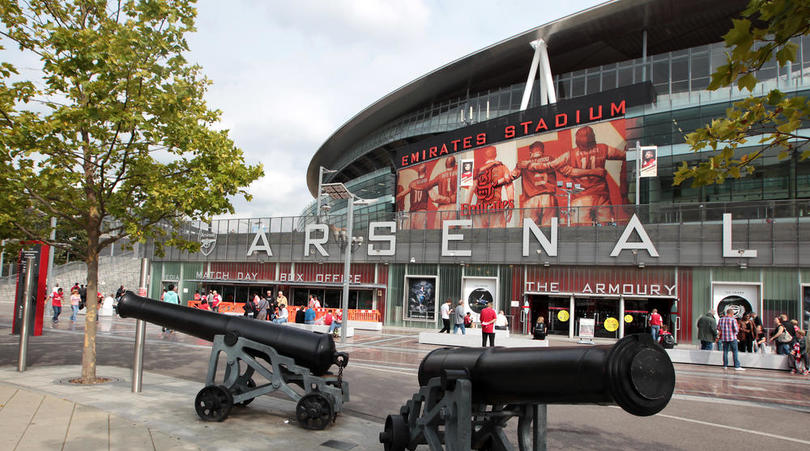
[16,395,73,451]
[0,389,43,450]
[0,365,381,450]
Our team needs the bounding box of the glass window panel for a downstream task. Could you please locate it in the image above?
[571,76,585,97]
[586,74,600,94]
[618,67,634,86]
[602,69,616,90]
[653,60,669,88]
[691,52,709,79]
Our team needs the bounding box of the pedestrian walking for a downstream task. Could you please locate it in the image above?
[649,308,663,342]
[70,288,80,321]
[439,299,451,333]
[51,288,63,323]
[453,300,466,335]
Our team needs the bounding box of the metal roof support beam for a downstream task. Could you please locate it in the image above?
[520,39,557,111]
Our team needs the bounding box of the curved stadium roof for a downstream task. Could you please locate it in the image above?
[306,0,748,197]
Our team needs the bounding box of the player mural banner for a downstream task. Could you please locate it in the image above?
[640,146,658,178]
[404,276,437,321]
[396,118,632,229]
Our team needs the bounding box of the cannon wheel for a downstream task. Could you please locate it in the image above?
[295,392,334,430]
[232,377,257,407]
[195,385,233,422]
[379,414,409,451]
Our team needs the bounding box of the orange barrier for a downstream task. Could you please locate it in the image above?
[185,301,381,322]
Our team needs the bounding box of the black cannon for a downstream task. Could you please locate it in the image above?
[118,292,349,429]
[380,334,675,451]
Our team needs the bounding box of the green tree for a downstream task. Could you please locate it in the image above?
[674,0,810,187]
[0,0,263,382]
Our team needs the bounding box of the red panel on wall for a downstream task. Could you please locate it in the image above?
[524,266,677,297]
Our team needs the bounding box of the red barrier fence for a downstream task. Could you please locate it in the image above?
[187,301,381,322]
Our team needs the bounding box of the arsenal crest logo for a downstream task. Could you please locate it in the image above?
[199,231,217,256]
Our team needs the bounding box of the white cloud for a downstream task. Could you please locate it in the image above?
[188,0,606,219]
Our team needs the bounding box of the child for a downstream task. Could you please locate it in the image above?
[659,325,676,349]
[463,312,472,328]
[789,329,808,375]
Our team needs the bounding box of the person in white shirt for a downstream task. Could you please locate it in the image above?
[495,310,509,330]
[273,305,288,324]
[439,298,452,333]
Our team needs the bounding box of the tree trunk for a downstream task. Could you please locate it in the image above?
[81,227,99,383]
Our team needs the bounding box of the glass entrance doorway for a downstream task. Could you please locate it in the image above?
[529,295,571,336]
[624,298,676,336]
[574,298,620,339]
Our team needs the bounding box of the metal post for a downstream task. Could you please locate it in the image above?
[46,217,56,300]
[340,196,354,344]
[17,256,36,372]
[316,166,324,221]
[635,141,641,207]
[0,239,6,278]
[132,258,149,392]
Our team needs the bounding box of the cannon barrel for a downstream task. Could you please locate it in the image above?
[118,292,339,375]
[417,334,674,416]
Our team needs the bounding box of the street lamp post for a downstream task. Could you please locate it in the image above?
[320,182,375,344]
[316,167,337,222]
[556,181,584,227]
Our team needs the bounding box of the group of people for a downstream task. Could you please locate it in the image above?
[189,289,222,312]
[697,309,808,373]
[49,282,112,323]
[232,291,344,336]
[438,298,508,347]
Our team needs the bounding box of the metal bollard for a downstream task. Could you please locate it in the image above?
[17,256,36,372]
[132,258,149,392]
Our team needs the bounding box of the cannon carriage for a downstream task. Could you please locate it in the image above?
[380,334,675,451]
[118,292,349,430]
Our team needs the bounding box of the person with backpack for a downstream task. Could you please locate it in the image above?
[768,315,794,355]
[533,316,547,340]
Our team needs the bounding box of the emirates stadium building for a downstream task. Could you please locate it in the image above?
[148,0,810,343]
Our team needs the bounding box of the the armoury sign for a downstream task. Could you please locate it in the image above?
[204,213,758,261]
[524,280,677,297]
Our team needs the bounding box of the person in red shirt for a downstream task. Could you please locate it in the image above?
[479,301,498,347]
[51,288,64,323]
[649,308,663,342]
[328,309,343,336]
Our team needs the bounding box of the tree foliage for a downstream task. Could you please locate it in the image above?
[674,0,810,187]
[0,0,263,382]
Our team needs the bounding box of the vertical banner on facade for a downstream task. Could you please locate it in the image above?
[639,145,658,178]
[463,277,498,322]
[459,159,474,188]
[404,276,437,321]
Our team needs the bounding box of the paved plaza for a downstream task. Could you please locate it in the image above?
[1,312,809,450]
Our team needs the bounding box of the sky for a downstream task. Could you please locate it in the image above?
[187,0,608,219]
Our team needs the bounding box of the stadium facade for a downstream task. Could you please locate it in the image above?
[148,0,810,343]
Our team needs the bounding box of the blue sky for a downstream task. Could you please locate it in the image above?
[189,0,608,218]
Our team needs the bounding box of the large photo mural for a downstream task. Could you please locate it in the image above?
[396,118,631,229]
